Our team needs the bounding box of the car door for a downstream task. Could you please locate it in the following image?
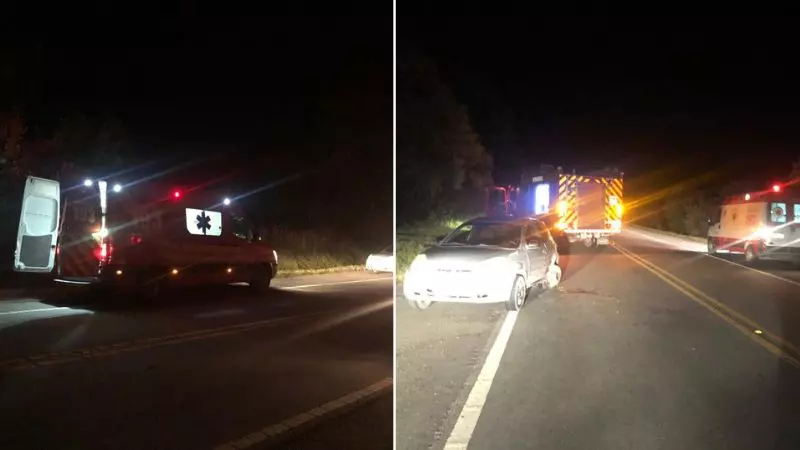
[14,176,61,273]
[523,221,547,281]
[534,219,557,266]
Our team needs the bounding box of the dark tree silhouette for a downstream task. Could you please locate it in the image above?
[397,50,493,223]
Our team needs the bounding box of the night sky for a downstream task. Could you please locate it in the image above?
[6,15,389,155]
[401,16,800,191]
[2,13,392,236]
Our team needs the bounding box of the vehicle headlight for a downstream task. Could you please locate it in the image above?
[407,254,428,273]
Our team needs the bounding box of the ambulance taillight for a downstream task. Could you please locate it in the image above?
[773,184,782,193]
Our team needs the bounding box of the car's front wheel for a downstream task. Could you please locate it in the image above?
[505,275,527,311]
[544,263,562,289]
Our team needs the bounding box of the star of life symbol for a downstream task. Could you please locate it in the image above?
[196,211,212,234]
[185,208,222,236]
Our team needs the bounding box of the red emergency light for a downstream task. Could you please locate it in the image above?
[172,189,182,199]
[772,184,782,193]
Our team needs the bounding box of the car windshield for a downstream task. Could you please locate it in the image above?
[441,222,520,249]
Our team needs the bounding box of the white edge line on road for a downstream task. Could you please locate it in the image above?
[0,306,71,316]
[213,377,393,450]
[281,277,393,290]
[443,311,519,450]
[628,228,800,289]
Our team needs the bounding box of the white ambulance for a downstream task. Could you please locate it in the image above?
[707,183,800,264]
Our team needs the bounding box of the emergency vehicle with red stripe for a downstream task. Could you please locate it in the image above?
[486,165,624,248]
[707,182,800,264]
[12,175,277,297]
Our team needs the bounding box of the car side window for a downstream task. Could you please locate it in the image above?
[231,214,254,242]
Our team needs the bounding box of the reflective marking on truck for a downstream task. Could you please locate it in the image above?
[558,174,624,230]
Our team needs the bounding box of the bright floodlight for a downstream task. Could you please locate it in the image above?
[112,183,122,193]
[223,197,231,206]
[83,179,93,187]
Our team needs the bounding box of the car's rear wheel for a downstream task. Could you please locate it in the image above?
[505,276,527,311]
[408,298,433,310]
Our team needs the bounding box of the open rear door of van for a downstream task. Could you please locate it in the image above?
[14,176,60,273]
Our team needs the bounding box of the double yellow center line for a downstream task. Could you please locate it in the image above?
[614,243,800,368]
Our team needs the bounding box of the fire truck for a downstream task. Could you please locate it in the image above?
[13,175,278,298]
[707,182,800,264]
[486,165,624,248]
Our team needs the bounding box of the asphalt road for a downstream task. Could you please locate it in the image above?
[0,271,393,450]
[396,228,800,450]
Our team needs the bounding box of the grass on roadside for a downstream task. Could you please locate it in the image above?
[262,227,367,275]
[396,216,469,282]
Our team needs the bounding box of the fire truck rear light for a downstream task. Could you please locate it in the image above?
[557,201,567,216]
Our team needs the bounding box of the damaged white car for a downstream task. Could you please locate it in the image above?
[403,216,561,311]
